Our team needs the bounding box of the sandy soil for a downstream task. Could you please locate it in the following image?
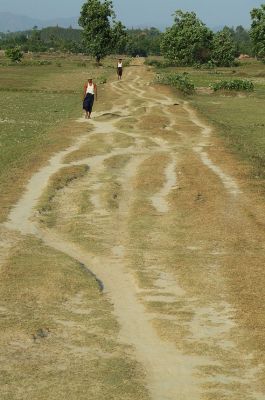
[2,60,265,399]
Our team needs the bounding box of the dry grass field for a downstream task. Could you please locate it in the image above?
[1,55,265,399]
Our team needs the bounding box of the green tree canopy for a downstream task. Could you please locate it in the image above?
[233,26,252,55]
[79,0,126,63]
[250,3,265,60]
[111,21,127,54]
[79,0,114,63]
[211,28,236,66]
[161,10,213,65]
[126,28,161,57]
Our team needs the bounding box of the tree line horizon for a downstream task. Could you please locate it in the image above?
[1,0,265,66]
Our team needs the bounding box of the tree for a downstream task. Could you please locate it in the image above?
[250,4,265,60]
[111,21,127,54]
[125,27,162,57]
[5,46,23,63]
[211,28,236,66]
[79,0,115,63]
[28,27,45,52]
[234,26,252,55]
[161,10,213,65]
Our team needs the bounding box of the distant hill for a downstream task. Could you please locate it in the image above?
[0,12,79,33]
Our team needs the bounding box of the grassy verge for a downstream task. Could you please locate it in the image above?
[149,57,265,182]
[191,92,265,180]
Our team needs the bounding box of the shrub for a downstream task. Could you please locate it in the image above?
[5,47,23,63]
[210,79,254,92]
[155,72,195,94]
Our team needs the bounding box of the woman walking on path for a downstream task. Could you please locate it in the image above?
[117,59,123,80]
[83,78,97,119]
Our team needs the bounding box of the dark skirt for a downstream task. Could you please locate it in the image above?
[117,67,123,76]
[83,93,94,112]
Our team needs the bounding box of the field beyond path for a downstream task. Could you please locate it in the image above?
[1,59,265,400]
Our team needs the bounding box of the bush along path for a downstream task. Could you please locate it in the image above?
[2,59,265,400]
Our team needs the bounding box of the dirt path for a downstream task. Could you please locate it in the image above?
[3,61,265,399]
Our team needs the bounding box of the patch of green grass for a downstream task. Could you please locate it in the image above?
[0,89,81,221]
[188,61,265,182]
[151,57,265,89]
[191,95,265,179]
[151,57,265,182]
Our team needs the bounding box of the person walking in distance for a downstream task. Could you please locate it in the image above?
[117,58,123,80]
[83,78,97,119]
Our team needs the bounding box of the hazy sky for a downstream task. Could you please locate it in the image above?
[0,0,264,27]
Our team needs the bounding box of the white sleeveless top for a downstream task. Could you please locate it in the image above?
[86,83,95,95]
[118,62,123,68]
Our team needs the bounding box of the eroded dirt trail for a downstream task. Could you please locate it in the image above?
[4,61,265,399]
